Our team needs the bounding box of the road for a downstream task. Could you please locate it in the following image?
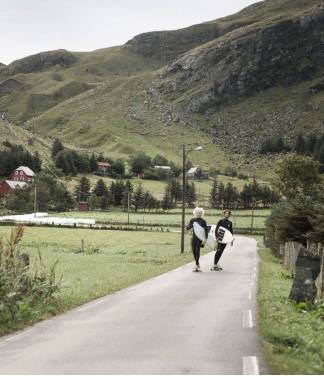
[0,236,269,375]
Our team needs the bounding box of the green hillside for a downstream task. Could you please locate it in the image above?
[1,0,324,180]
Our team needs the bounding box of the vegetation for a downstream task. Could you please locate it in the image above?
[0,226,61,336]
[0,142,42,176]
[257,245,324,375]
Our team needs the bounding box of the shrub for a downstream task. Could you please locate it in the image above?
[0,226,61,334]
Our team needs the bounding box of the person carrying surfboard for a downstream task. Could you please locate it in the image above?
[213,209,234,271]
[187,207,208,272]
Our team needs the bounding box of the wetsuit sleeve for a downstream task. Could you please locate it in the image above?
[216,219,222,238]
[203,219,208,239]
[229,221,233,235]
[186,218,194,230]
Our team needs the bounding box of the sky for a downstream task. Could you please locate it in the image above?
[0,0,261,65]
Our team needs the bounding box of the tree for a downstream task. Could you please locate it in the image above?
[294,133,306,155]
[132,182,144,211]
[52,138,64,159]
[32,151,42,173]
[89,152,98,172]
[129,153,152,174]
[93,179,108,197]
[273,153,322,199]
[186,181,197,207]
[112,159,125,175]
[153,155,168,166]
[210,178,218,208]
[75,177,91,201]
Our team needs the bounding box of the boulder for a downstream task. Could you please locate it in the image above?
[289,247,321,303]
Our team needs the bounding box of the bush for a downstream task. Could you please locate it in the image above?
[0,226,61,335]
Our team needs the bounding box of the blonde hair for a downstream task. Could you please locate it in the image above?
[193,207,204,216]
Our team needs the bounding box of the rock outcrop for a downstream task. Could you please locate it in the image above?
[158,7,324,114]
[289,247,322,303]
[0,50,77,76]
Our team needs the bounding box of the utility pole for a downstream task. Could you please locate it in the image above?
[127,191,130,225]
[251,198,255,234]
[34,186,37,218]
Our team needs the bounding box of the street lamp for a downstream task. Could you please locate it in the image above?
[181,145,202,253]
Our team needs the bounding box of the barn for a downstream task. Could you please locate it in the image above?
[0,181,27,198]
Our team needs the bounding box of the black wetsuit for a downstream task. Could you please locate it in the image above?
[214,218,233,265]
[187,217,208,266]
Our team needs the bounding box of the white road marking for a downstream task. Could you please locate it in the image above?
[243,356,259,375]
[243,310,253,328]
[251,281,254,286]
[77,299,109,312]
[155,274,166,280]
[249,291,252,300]
[127,283,145,292]
[253,267,256,270]
[2,330,33,344]
[253,273,256,278]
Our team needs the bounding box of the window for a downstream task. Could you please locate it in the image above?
[15,171,18,175]
[14,177,18,181]
[20,171,23,175]
[20,177,24,181]
[28,178,31,182]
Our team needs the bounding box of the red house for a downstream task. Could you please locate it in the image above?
[8,166,35,184]
[97,162,111,173]
[79,202,90,211]
[0,181,26,198]
[27,139,34,145]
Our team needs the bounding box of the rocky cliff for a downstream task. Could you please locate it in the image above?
[158,2,324,114]
[0,50,77,76]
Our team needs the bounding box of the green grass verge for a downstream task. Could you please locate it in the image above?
[0,225,205,336]
[257,245,324,375]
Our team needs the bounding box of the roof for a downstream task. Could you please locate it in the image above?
[154,166,171,170]
[97,162,111,167]
[15,166,35,176]
[5,180,27,189]
[187,167,199,174]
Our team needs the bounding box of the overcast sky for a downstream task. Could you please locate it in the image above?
[0,0,261,65]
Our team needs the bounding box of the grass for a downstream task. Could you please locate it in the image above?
[256,242,324,374]
[0,225,207,336]
[53,209,268,230]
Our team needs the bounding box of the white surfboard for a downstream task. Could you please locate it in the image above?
[206,224,217,249]
[217,226,234,244]
[193,222,207,242]
[193,223,217,249]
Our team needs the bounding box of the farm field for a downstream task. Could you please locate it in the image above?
[0,226,208,307]
[54,209,269,229]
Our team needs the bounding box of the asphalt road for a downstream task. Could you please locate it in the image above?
[0,236,269,375]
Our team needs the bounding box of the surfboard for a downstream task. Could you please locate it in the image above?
[206,225,217,249]
[193,222,206,242]
[193,223,217,249]
[217,226,234,244]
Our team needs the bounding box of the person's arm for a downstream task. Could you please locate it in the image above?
[229,221,233,235]
[203,219,208,239]
[186,218,194,230]
[216,219,222,239]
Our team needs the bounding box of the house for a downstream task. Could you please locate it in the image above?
[79,202,90,211]
[8,166,35,184]
[186,167,209,180]
[0,181,26,198]
[97,162,111,173]
[27,139,34,145]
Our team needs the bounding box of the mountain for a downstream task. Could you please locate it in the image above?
[1,0,324,179]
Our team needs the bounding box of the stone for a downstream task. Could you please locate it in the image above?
[289,247,321,303]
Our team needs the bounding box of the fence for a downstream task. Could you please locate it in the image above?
[282,241,324,299]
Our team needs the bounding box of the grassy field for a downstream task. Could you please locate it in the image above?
[0,225,206,308]
[53,209,268,230]
[256,242,324,375]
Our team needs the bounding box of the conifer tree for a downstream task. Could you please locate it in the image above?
[52,138,64,159]
[75,176,91,202]
[210,178,218,208]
